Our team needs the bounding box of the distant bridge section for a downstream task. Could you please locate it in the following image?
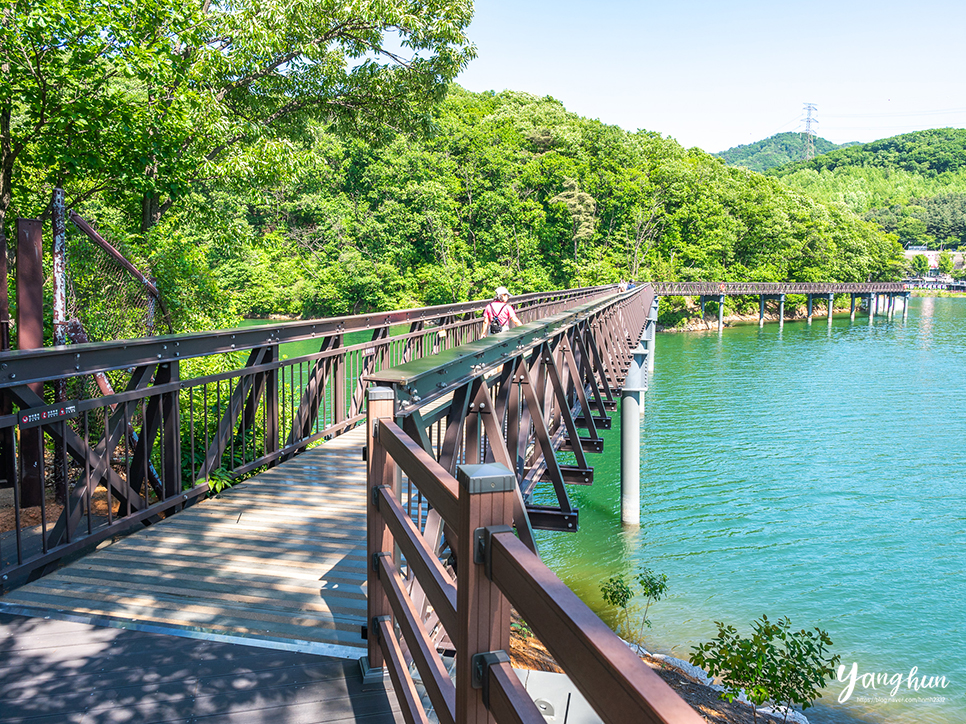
[651,280,910,330]
[653,281,904,295]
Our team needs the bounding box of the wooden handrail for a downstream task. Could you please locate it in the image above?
[487,661,545,724]
[377,419,459,526]
[375,485,457,636]
[377,554,457,724]
[489,530,705,724]
[376,616,431,724]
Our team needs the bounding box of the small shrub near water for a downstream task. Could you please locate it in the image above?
[599,566,669,645]
[690,615,840,724]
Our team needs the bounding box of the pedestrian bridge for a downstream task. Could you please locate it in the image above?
[0,281,902,723]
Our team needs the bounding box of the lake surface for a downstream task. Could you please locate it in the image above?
[532,297,965,724]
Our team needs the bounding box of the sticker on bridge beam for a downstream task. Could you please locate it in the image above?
[19,401,79,428]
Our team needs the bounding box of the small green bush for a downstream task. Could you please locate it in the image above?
[690,615,840,724]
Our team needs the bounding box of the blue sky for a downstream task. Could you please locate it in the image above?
[455,0,966,152]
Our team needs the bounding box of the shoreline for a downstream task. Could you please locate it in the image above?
[658,304,898,333]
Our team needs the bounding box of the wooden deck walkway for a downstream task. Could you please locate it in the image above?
[0,426,409,722]
[0,424,386,679]
[0,611,399,723]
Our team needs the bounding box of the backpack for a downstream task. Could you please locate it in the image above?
[488,302,508,334]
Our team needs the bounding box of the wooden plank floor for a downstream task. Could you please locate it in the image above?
[0,611,400,724]
[0,426,373,659]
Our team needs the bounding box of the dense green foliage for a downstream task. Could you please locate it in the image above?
[0,0,475,240]
[716,133,857,173]
[772,129,966,177]
[183,89,901,319]
[865,194,966,247]
[4,0,902,329]
[769,130,966,249]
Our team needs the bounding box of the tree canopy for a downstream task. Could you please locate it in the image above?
[3,2,904,330]
[771,128,966,178]
[181,88,902,320]
[769,130,966,249]
[0,0,475,242]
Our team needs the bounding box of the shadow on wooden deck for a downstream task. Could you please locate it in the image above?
[0,612,399,724]
[0,427,371,657]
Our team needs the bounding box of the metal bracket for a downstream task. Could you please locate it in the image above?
[372,615,390,642]
[473,524,514,580]
[371,485,389,509]
[561,436,604,454]
[471,650,511,707]
[372,551,390,574]
[574,415,612,430]
[526,504,579,532]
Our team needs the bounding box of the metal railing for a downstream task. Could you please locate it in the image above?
[653,281,905,296]
[364,287,704,724]
[0,286,612,585]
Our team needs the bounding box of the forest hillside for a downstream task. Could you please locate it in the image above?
[715,132,858,173]
[769,129,966,249]
[94,88,899,323]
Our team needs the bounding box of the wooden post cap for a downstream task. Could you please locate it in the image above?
[367,386,395,401]
[457,463,516,494]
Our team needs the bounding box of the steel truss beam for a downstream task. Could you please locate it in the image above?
[369,287,655,534]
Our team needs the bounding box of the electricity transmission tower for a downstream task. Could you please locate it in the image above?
[803,103,818,161]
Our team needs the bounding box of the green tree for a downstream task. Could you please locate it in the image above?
[600,566,669,645]
[0,0,476,243]
[634,567,669,641]
[551,177,597,261]
[938,249,954,275]
[600,574,634,634]
[912,253,930,277]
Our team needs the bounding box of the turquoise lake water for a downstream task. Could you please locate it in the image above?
[532,297,965,724]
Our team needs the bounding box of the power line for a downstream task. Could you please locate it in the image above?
[824,107,966,119]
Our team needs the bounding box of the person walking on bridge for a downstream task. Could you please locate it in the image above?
[482,286,522,336]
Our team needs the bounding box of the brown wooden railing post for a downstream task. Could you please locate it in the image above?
[264,344,279,466]
[0,234,13,492]
[363,385,395,683]
[160,360,181,500]
[17,218,44,508]
[455,462,516,724]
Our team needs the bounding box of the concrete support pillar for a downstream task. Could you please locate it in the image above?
[645,297,659,374]
[868,295,874,322]
[620,341,646,527]
[807,294,813,324]
[904,293,911,319]
[827,293,835,323]
[778,294,785,328]
[700,296,706,327]
[850,294,856,321]
[759,295,765,327]
[717,294,725,332]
